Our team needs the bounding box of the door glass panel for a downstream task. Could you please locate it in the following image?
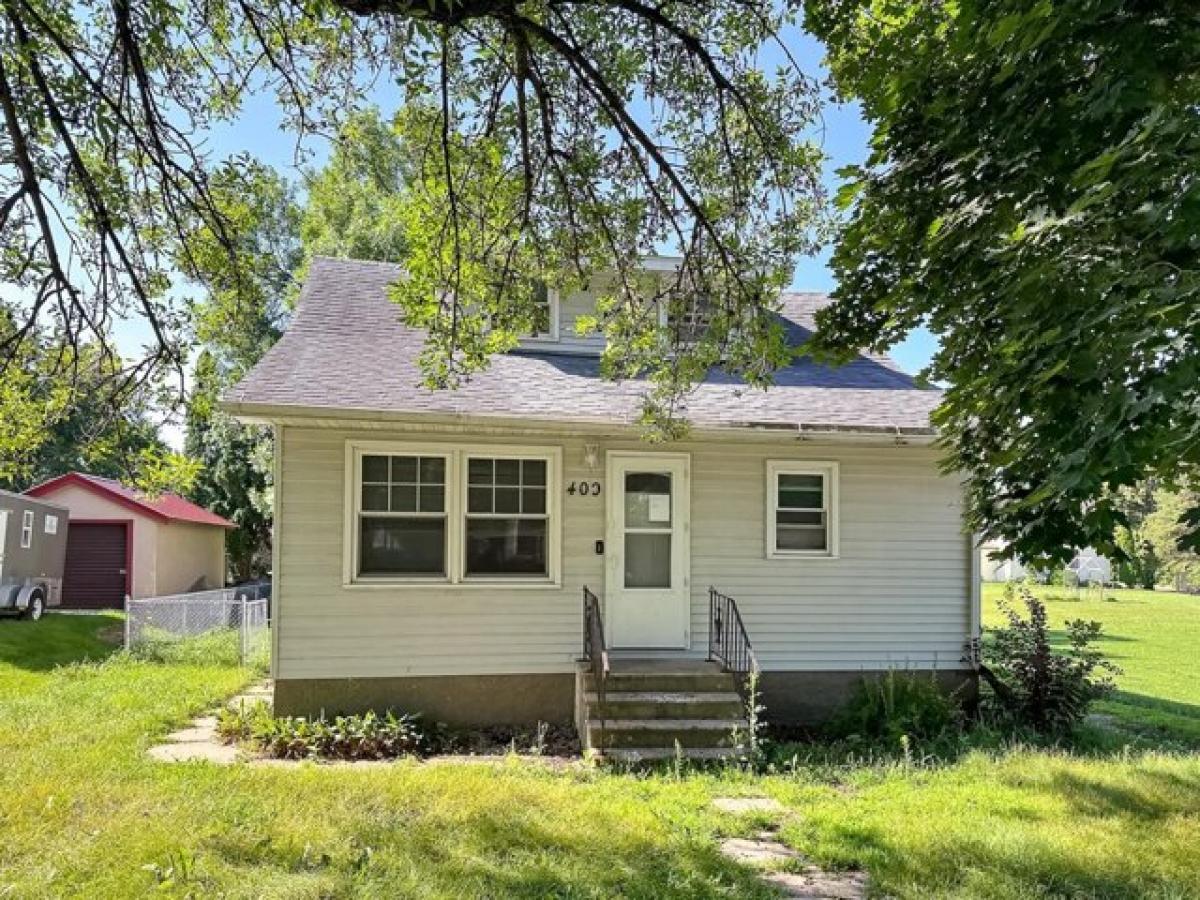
[624,472,672,528]
[624,532,671,588]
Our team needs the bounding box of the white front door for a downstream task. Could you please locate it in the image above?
[605,452,690,649]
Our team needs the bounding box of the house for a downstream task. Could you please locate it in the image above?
[224,257,979,754]
[25,472,234,609]
[979,539,1027,583]
[980,539,1112,586]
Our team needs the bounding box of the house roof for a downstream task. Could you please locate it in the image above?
[223,256,942,435]
[25,472,236,529]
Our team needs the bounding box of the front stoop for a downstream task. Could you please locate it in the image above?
[576,660,748,761]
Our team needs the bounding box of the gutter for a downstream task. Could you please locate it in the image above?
[219,400,939,447]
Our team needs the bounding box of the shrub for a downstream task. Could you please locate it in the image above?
[218,705,424,760]
[983,589,1120,734]
[828,670,961,745]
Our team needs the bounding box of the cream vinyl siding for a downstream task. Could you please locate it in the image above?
[515,288,606,355]
[154,522,226,595]
[275,424,972,680]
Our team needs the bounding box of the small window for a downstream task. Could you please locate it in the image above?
[44,514,58,535]
[666,295,712,345]
[524,282,560,342]
[20,510,34,549]
[465,457,549,577]
[766,461,838,558]
[357,454,448,577]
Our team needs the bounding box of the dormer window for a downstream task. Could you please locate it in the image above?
[525,281,560,342]
[661,292,713,346]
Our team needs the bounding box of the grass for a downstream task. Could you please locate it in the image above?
[0,602,1198,898]
[983,583,1200,745]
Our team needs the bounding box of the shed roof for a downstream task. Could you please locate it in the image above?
[224,256,941,434]
[26,473,235,529]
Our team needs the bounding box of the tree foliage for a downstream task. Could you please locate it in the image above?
[0,304,177,491]
[2,0,826,435]
[1142,486,1200,592]
[806,0,1200,562]
[300,108,412,265]
[181,162,302,581]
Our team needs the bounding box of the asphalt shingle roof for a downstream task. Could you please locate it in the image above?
[224,256,941,433]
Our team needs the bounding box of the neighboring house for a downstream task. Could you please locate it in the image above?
[979,540,1027,583]
[224,256,979,751]
[25,472,234,609]
[980,539,1111,585]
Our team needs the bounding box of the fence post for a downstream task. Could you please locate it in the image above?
[240,595,248,665]
[123,595,132,649]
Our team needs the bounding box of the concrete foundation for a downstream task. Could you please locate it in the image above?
[275,668,978,727]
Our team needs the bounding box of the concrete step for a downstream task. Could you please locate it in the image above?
[583,670,737,694]
[586,717,747,749]
[604,746,743,762]
[583,691,745,720]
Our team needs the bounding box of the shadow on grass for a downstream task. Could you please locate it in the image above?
[790,812,1191,899]
[1096,691,1200,748]
[199,783,777,899]
[0,612,122,671]
[1044,768,1200,823]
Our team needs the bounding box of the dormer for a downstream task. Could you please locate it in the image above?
[515,256,684,356]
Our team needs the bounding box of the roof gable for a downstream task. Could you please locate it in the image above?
[25,473,235,529]
[224,256,940,434]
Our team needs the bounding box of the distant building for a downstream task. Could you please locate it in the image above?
[25,472,234,608]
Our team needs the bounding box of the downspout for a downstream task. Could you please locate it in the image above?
[968,531,982,642]
[269,424,283,681]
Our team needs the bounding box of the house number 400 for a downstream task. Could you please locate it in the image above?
[567,481,602,497]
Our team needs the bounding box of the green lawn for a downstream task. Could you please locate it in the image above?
[1,607,1198,898]
[983,583,1200,745]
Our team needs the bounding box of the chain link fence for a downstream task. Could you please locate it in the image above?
[125,583,270,668]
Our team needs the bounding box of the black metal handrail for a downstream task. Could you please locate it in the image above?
[708,586,759,684]
[582,586,610,703]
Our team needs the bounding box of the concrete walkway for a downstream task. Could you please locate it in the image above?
[147,679,271,763]
[713,797,867,900]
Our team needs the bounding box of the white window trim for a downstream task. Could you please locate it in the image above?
[44,514,58,535]
[20,510,34,549]
[522,288,561,343]
[343,440,562,588]
[765,460,839,559]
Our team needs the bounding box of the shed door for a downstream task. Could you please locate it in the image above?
[62,523,128,609]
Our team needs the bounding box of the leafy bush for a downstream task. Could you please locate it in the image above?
[828,670,962,746]
[218,704,424,760]
[983,589,1120,734]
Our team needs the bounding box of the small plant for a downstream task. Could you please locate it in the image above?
[728,669,767,768]
[984,589,1120,734]
[221,707,425,760]
[216,699,275,743]
[828,669,961,746]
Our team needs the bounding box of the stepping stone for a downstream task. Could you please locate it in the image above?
[148,742,238,764]
[713,797,785,814]
[762,869,867,900]
[164,724,217,743]
[718,835,868,899]
[718,837,802,866]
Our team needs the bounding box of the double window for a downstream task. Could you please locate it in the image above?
[348,443,560,585]
[20,510,34,549]
[766,461,839,558]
